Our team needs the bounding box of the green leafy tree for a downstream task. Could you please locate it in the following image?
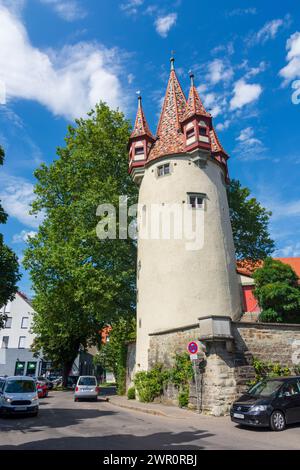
[0,146,21,322]
[95,317,136,394]
[228,179,275,260]
[24,103,137,385]
[253,258,300,323]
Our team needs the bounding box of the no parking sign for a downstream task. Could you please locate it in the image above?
[187,341,199,355]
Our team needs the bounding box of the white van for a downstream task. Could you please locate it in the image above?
[0,376,39,416]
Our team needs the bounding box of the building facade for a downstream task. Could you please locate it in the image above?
[128,59,243,372]
[0,292,45,377]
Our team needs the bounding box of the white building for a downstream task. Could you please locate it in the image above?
[0,292,45,377]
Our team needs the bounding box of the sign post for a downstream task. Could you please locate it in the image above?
[187,341,201,414]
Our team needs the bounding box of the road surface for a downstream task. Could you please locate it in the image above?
[0,390,300,450]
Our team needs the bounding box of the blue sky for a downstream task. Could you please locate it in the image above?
[0,0,300,295]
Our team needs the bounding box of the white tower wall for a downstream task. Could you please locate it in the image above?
[135,154,242,371]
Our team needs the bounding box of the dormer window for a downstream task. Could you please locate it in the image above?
[186,128,195,139]
[185,123,196,146]
[135,146,144,156]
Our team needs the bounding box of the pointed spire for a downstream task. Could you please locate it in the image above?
[148,58,187,161]
[181,71,210,123]
[130,94,154,140]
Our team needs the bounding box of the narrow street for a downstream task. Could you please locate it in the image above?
[0,391,300,450]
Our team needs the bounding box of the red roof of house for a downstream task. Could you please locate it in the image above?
[130,96,155,140]
[236,258,300,279]
[129,58,229,167]
[210,127,228,156]
[148,62,187,161]
[181,74,210,122]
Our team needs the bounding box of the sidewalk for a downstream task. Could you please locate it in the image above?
[106,394,201,420]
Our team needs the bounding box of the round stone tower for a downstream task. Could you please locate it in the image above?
[128,59,242,371]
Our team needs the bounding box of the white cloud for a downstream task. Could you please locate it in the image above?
[247,15,291,46]
[12,230,37,243]
[233,127,267,161]
[39,0,87,21]
[216,120,230,131]
[206,59,233,85]
[230,79,262,110]
[120,0,143,16]
[275,242,300,257]
[0,4,126,119]
[0,173,44,228]
[155,13,177,38]
[279,32,300,84]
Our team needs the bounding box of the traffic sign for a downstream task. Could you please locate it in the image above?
[187,341,199,355]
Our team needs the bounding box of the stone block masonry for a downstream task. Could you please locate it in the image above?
[141,320,300,416]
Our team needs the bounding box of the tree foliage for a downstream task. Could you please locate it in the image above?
[228,179,275,260]
[95,317,136,394]
[0,145,21,321]
[253,258,300,323]
[23,103,138,383]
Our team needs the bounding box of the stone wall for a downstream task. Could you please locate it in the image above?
[234,321,300,367]
[141,320,300,416]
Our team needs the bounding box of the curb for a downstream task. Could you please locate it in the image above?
[108,399,169,417]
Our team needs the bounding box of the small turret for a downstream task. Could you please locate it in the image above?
[181,72,212,152]
[128,95,155,184]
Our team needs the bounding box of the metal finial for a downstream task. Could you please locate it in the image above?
[136,90,142,106]
[170,51,175,70]
[189,70,195,86]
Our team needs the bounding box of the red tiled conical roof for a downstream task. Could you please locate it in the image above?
[148,59,187,161]
[181,74,210,122]
[209,127,228,156]
[130,96,154,140]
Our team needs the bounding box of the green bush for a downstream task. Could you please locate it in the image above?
[127,387,136,400]
[134,363,167,403]
[250,357,292,385]
[178,388,189,408]
[134,354,198,407]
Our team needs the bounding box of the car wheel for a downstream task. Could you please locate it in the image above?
[270,410,286,431]
[31,412,38,417]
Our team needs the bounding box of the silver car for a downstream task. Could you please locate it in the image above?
[0,376,39,416]
[74,376,99,402]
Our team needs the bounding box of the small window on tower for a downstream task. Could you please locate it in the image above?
[157,163,170,177]
[199,126,207,136]
[186,127,195,139]
[135,146,144,155]
[188,193,206,209]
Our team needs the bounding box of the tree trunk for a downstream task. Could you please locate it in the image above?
[62,359,75,388]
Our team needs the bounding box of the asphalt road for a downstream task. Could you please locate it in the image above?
[0,391,300,450]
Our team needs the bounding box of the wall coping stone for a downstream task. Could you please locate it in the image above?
[234,321,300,330]
[149,323,199,336]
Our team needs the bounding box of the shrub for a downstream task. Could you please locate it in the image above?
[178,388,189,408]
[250,357,292,385]
[127,387,136,400]
[134,363,167,403]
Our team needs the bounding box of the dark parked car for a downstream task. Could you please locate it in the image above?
[231,376,300,431]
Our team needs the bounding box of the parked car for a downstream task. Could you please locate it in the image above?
[36,381,48,399]
[36,376,53,390]
[74,376,99,402]
[0,376,39,416]
[231,376,300,431]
